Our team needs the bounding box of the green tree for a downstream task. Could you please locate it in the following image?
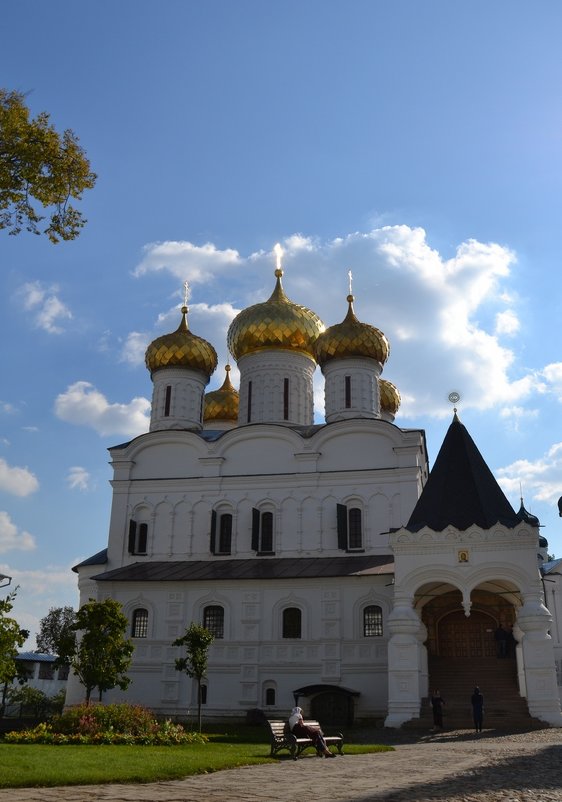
[58,598,133,705]
[0,588,29,717]
[0,89,96,242]
[36,605,76,657]
[173,623,214,731]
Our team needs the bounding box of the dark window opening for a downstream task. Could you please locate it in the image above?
[282,607,302,639]
[201,684,207,704]
[265,687,276,706]
[57,664,70,680]
[283,378,289,420]
[128,520,148,555]
[348,507,362,549]
[203,605,224,639]
[247,381,252,423]
[132,608,149,638]
[260,511,274,553]
[219,514,232,554]
[364,605,383,637]
[164,385,172,417]
[345,375,351,408]
[38,663,55,680]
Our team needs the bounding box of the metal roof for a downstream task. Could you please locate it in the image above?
[92,555,394,583]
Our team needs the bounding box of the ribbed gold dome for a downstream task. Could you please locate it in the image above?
[204,365,239,422]
[380,378,401,415]
[227,269,325,361]
[315,295,390,367]
[145,306,218,377]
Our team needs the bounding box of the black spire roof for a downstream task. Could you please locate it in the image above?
[406,413,520,532]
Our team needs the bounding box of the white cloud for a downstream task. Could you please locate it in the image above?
[497,443,562,506]
[495,310,520,336]
[0,458,39,496]
[67,466,91,491]
[119,331,150,366]
[0,511,36,553]
[16,281,72,334]
[132,227,550,421]
[0,562,79,648]
[0,401,17,415]
[54,382,150,438]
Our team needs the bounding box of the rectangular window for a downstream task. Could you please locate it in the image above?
[57,664,70,680]
[38,662,55,680]
[283,378,289,420]
[164,385,172,417]
[203,605,224,639]
[282,607,302,639]
[260,511,274,553]
[128,520,148,555]
[348,508,362,550]
[132,608,149,638]
[364,605,383,637]
[247,381,252,423]
[219,514,232,554]
[345,375,351,408]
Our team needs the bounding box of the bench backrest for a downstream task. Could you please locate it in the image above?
[268,719,321,738]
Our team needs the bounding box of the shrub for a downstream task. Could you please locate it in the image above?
[3,703,208,745]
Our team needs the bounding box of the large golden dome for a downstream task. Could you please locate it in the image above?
[204,365,239,422]
[145,306,218,377]
[227,268,325,361]
[379,378,401,415]
[315,295,390,367]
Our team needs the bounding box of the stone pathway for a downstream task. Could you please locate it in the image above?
[1,727,561,802]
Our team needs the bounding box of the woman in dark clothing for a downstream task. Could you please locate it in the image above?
[430,690,445,729]
[471,686,484,732]
[288,707,335,757]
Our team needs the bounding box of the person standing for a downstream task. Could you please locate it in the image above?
[430,690,445,730]
[471,686,484,732]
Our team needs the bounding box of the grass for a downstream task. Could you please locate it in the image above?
[0,726,393,788]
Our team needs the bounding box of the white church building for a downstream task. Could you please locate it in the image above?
[67,262,562,727]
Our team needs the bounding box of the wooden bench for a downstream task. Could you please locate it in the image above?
[267,719,344,759]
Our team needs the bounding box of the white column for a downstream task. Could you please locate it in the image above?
[517,594,562,726]
[385,593,424,727]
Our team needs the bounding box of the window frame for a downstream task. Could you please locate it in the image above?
[282,606,302,639]
[363,604,383,637]
[132,607,149,639]
[203,604,224,639]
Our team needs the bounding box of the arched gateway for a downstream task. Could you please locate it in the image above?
[385,414,562,728]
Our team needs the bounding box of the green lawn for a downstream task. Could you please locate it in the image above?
[0,728,393,788]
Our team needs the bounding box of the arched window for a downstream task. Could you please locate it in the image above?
[265,687,276,706]
[128,520,148,555]
[282,607,302,639]
[251,509,274,554]
[203,605,224,639]
[363,605,383,637]
[210,511,233,555]
[132,608,149,638]
[348,508,362,549]
[337,504,363,551]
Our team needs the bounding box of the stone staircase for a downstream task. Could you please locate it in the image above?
[405,655,542,730]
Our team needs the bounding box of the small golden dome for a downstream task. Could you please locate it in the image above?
[204,365,239,422]
[315,295,390,367]
[227,268,325,361]
[379,378,401,415]
[145,306,218,377]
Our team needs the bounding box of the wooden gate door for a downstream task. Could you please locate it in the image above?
[438,610,496,657]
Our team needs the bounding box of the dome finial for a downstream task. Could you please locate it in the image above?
[348,269,354,298]
[274,242,284,278]
[183,280,190,309]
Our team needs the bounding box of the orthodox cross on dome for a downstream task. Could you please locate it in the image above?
[183,280,190,308]
[274,242,284,275]
[348,269,353,295]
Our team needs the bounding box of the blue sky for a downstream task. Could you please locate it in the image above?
[3,0,562,645]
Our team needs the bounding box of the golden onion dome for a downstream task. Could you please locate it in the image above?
[227,268,325,361]
[204,365,239,422]
[315,295,390,367]
[145,306,218,377]
[379,378,401,415]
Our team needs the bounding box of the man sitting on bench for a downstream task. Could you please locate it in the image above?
[288,707,336,757]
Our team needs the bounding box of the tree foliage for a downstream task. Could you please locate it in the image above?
[36,605,76,657]
[0,89,96,242]
[0,588,29,717]
[173,623,214,731]
[58,598,133,704]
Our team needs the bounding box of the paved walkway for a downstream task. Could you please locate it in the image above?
[2,727,561,802]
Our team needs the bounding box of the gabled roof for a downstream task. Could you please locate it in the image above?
[406,413,519,532]
[72,548,108,573]
[91,555,394,583]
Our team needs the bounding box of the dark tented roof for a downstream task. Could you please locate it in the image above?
[92,555,394,583]
[406,413,520,532]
